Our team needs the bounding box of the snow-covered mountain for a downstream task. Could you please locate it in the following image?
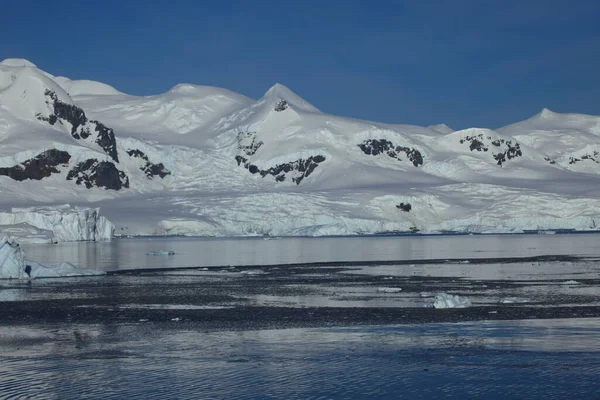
[1,57,600,238]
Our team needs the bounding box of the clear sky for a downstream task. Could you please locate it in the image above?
[2,0,599,129]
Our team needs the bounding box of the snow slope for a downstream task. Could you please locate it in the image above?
[1,58,600,238]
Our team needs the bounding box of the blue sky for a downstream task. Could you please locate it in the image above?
[2,0,599,129]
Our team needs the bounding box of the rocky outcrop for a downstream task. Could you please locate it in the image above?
[274,100,288,112]
[236,155,326,184]
[37,90,119,162]
[236,131,263,156]
[460,134,523,166]
[0,149,70,181]
[126,149,170,179]
[66,159,129,190]
[569,151,600,165]
[358,139,424,167]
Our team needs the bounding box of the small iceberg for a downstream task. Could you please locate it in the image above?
[500,297,529,304]
[433,293,472,309]
[147,250,175,256]
[0,236,105,279]
[240,269,268,275]
[561,280,581,285]
[377,287,402,293]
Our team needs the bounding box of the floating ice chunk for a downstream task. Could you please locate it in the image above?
[561,280,581,285]
[147,250,175,255]
[377,287,402,293]
[0,237,26,279]
[240,269,267,275]
[0,236,105,279]
[500,297,529,304]
[433,293,472,309]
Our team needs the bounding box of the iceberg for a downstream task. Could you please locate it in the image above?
[377,287,403,293]
[0,236,105,279]
[0,237,26,279]
[147,250,175,255]
[500,297,529,304]
[0,205,114,243]
[433,293,472,309]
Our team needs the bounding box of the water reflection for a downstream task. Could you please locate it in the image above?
[0,319,599,399]
[20,233,600,272]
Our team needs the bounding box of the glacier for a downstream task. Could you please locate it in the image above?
[0,206,114,243]
[1,58,600,237]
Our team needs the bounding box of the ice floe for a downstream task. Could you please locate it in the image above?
[433,293,472,309]
[147,250,175,255]
[377,287,402,293]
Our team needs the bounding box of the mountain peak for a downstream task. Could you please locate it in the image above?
[538,108,556,119]
[261,83,320,113]
[428,123,454,134]
[0,58,37,68]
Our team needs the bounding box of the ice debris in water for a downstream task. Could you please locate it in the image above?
[240,269,268,275]
[500,297,529,304]
[147,250,175,256]
[561,280,581,285]
[433,293,472,309]
[377,287,402,293]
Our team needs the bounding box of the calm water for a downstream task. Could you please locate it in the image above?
[5,234,600,399]
[21,233,600,272]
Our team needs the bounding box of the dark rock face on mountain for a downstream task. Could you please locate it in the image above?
[460,134,523,167]
[358,139,424,167]
[89,120,119,162]
[126,149,171,179]
[66,159,129,190]
[237,131,263,156]
[569,151,600,165]
[0,149,71,181]
[37,90,119,162]
[236,154,326,184]
[274,100,288,112]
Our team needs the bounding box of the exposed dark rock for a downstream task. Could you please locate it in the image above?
[233,129,324,184]
[90,120,119,162]
[569,151,600,165]
[67,159,129,190]
[0,149,71,181]
[126,149,170,179]
[126,149,148,161]
[41,90,88,138]
[237,131,263,157]
[141,162,170,179]
[460,134,522,167]
[236,155,326,185]
[544,157,557,165]
[274,100,288,112]
[37,90,119,162]
[396,202,412,212]
[358,139,424,167]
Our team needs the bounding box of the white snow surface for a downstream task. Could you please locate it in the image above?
[0,237,104,279]
[2,58,600,237]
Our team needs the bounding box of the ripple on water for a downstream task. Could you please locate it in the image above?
[0,319,600,399]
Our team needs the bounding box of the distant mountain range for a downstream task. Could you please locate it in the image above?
[1,58,600,237]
